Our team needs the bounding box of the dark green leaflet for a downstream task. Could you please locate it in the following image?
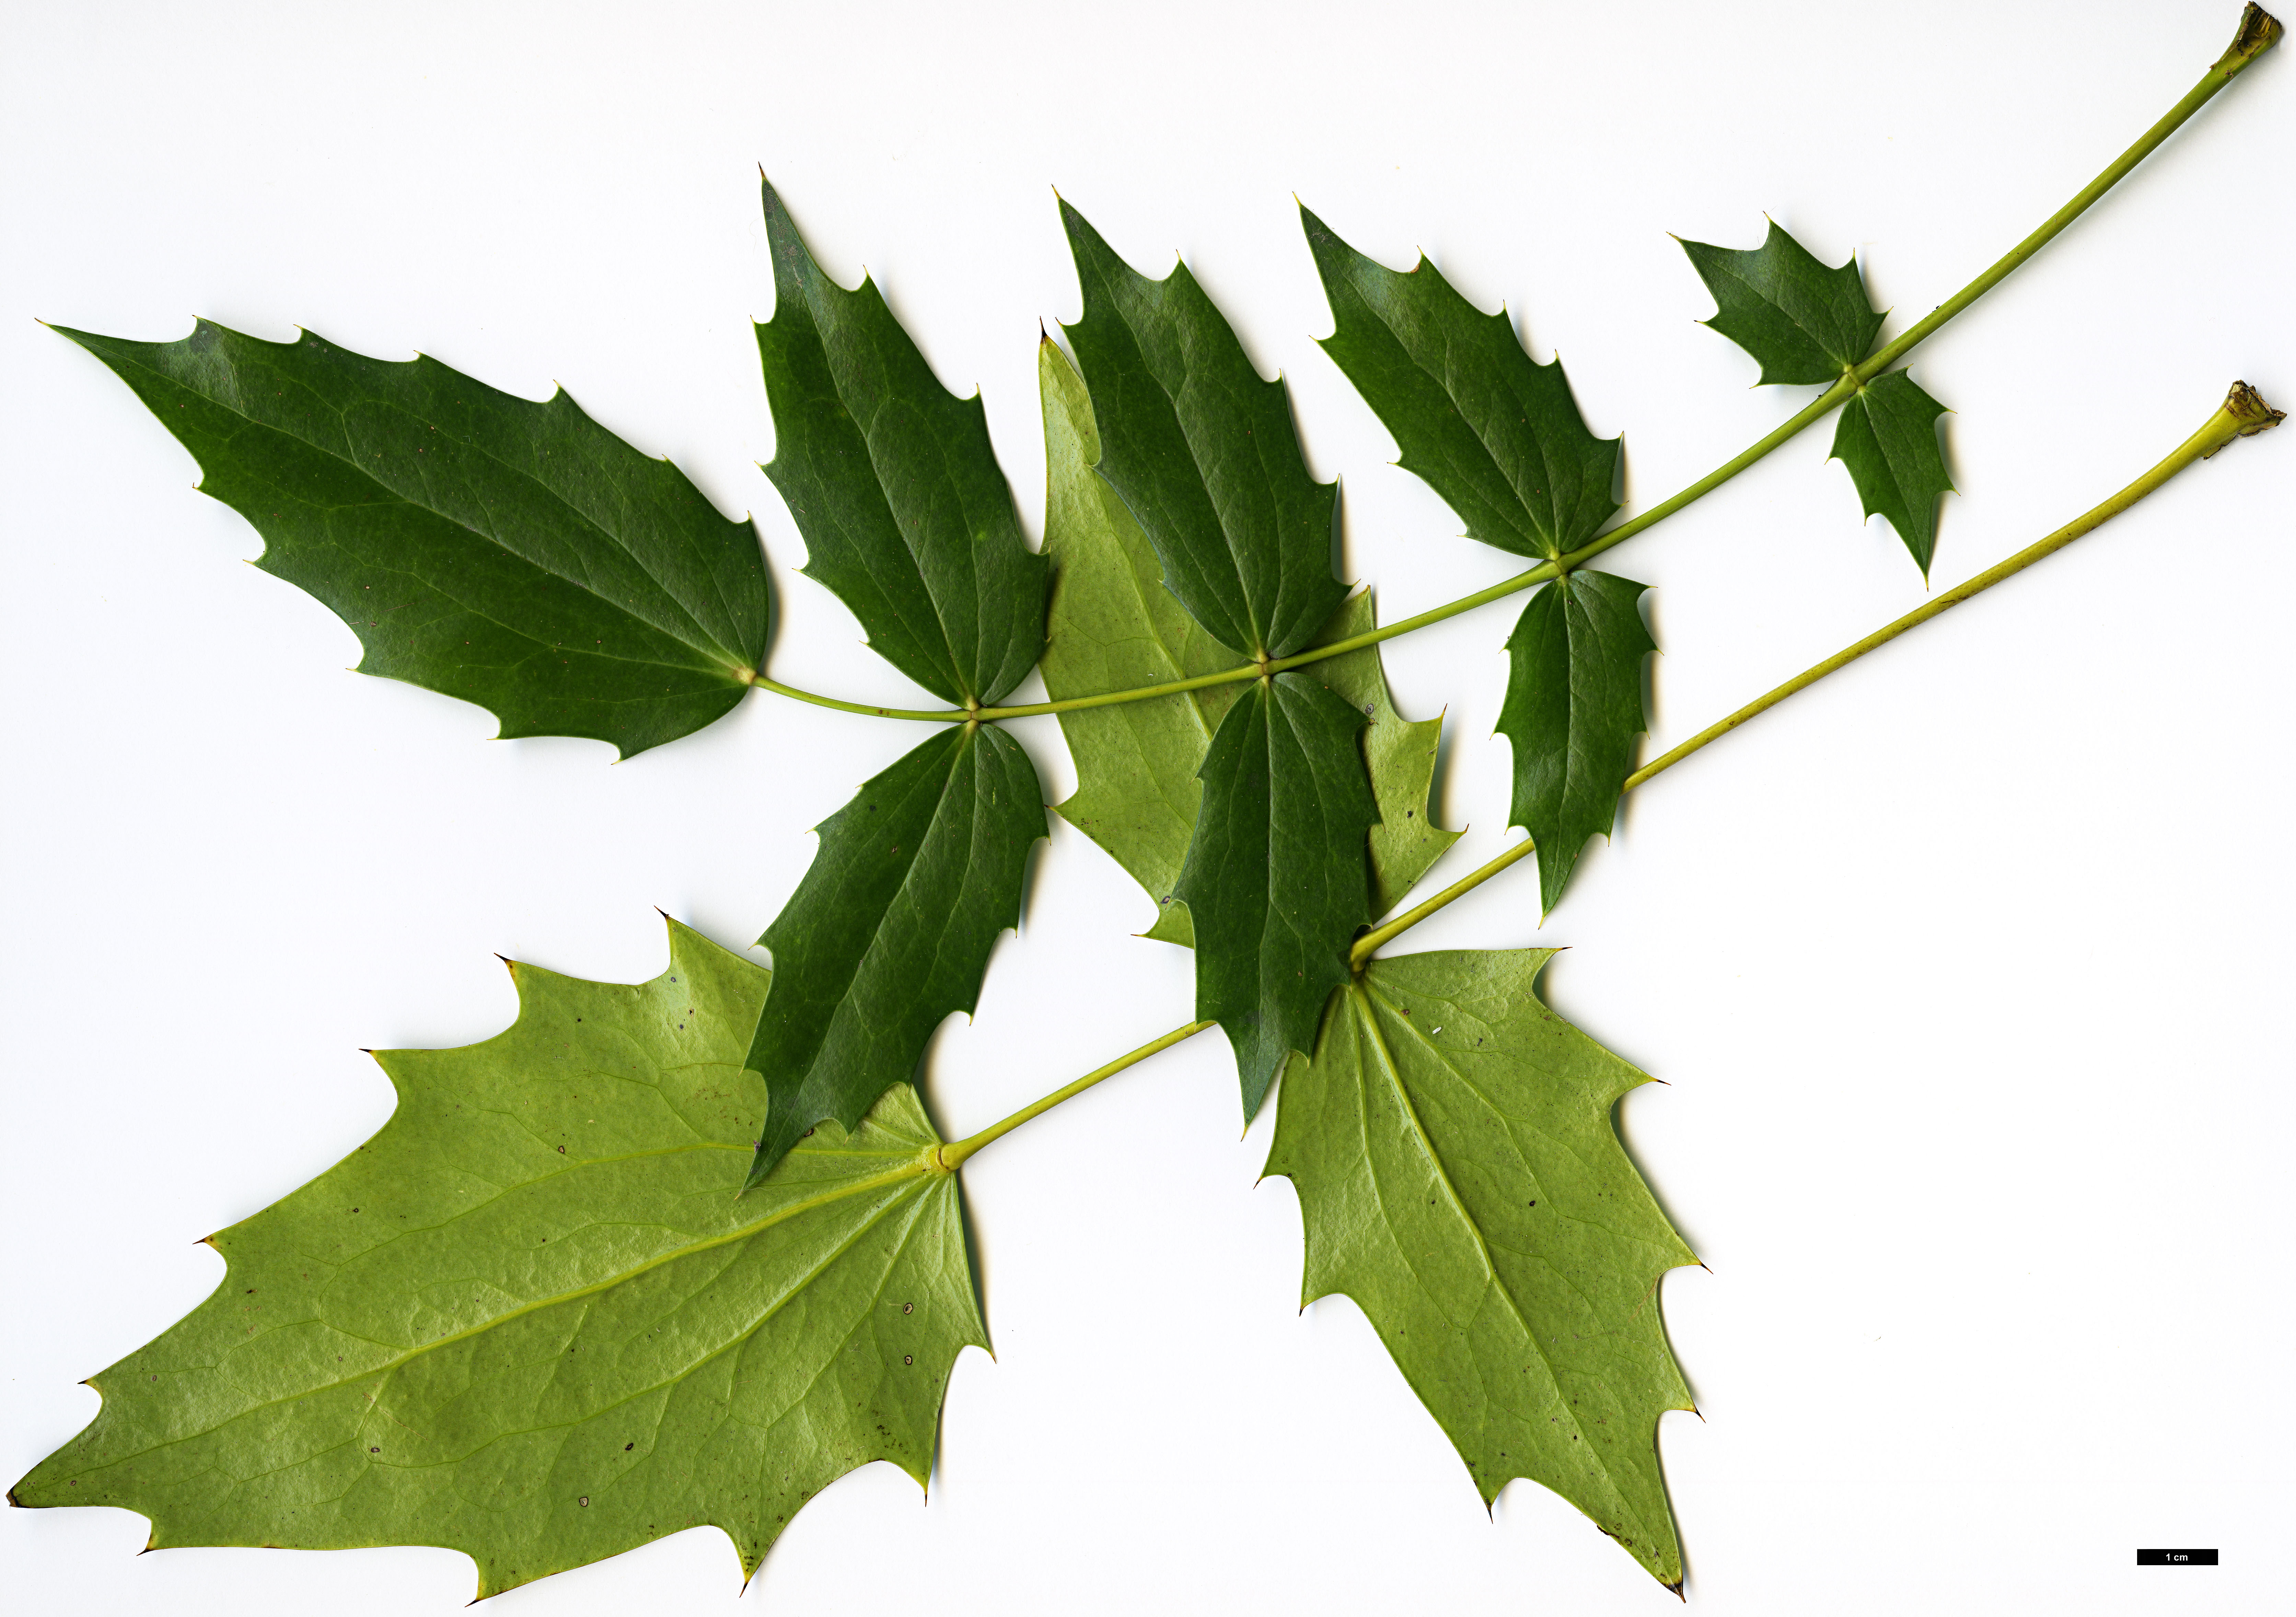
[756,179,1046,705]
[1832,369,1955,575]
[1301,205,1619,560]
[1058,199,1347,660]
[1174,672,1381,1119]
[1496,571,1657,915]
[743,723,1045,1184]
[1678,220,1885,386]
[57,321,769,758]
[1041,338,1457,945]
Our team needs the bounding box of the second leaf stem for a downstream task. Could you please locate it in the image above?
[752,14,2274,728]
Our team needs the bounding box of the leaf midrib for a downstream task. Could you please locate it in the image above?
[357,1174,940,1469]
[1708,259,1844,370]
[90,1154,932,1471]
[316,544,733,683]
[1085,257,1270,660]
[789,278,978,703]
[1341,271,1550,556]
[1353,980,1642,1518]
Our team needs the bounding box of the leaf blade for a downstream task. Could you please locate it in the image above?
[1678,220,1884,386]
[1039,340,1456,945]
[744,724,1045,1182]
[1058,201,1346,659]
[756,180,1047,705]
[1496,571,1656,914]
[1174,673,1380,1118]
[1302,207,1620,560]
[12,920,985,1597]
[1263,950,1695,1589]
[56,321,770,758]
[1831,369,1955,575]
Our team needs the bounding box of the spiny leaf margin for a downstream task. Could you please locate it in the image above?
[1174,671,1380,1120]
[1831,369,1955,575]
[1301,205,1620,560]
[1496,570,1657,915]
[1058,199,1347,661]
[756,178,1047,706]
[1678,220,1884,387]
[56,319,770,758]
[1264,948,1696,1588]
[744,722,1045,1184]
[12,918,985,1598]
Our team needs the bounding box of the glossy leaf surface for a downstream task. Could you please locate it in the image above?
[1496,571,1655,914]
[57,321,769,758]
[1678,220,1884,386]
[1302,207,1619,560]
[744,723,1044,1183]
[1039,340,1455,946]
[1832,369,1955,575]
[1264,950,1695,1589]
[1058,200,1346,660]
[12,921,985,1597]
[757,180,1047,705]
[1174,673,1380,1119]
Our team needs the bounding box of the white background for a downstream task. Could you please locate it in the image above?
[2,2,2288,1613]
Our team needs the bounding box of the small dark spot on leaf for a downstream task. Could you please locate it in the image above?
[579,1496,589,1507]
[370,1446,380,1453]
[903,1355,913,1366]
[902,1303,913,1314]
[625,1443,634,1451]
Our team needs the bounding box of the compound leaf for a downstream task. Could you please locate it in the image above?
[756,179,1047,706]
[743,723,1044,1184]
[1302,206,1620,561]
[1832,369,1954,576]
[55,321,770,758]
[1496,571,1656,915]
[1263,950,1695,1590]
[1058,200,1347,660]
[1039,340,1455,946]
[1679,220,1884,386]
[1174,673,1380,1119]
[11,919,986,1598]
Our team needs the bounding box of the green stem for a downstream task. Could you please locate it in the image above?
[751,11,2277,729]
[934,1020,1215,1171]
[747,674,965,723]
[1863,4,2282,381]
[1349,383,2284,966]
